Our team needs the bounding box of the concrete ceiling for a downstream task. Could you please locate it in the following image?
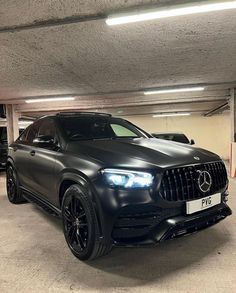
[0,0,235,116]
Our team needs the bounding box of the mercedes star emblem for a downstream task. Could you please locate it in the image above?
[197,170,212,193]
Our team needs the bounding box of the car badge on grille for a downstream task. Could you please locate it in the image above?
[197,170,212,193]
[194,156,200,161]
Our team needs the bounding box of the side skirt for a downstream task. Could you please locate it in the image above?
[21,187,61,217]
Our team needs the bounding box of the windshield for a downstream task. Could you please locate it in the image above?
[58,116,148,141]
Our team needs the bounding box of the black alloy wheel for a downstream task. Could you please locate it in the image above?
[6,165,26,204]
[64,196,89,253]
[62,184,112,260]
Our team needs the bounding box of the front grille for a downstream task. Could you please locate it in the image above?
[159,161,228,202]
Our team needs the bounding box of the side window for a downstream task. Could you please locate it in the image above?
[37,118,59,148]
[17,128,29,142]
[26,121,41,144]
[110,124,138,137]
[0,127,7,141]
[38,119,56,139]
[174,134,190,144]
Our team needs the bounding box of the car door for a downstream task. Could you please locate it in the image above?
[13,121,42,190]
[27,118,60,205]
[14,118,59,205]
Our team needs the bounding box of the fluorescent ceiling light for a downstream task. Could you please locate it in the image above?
[153,113,191,118]
[144,87,205,95]
[25,97,75,103]
[18,120,34,124]
[106,1,236,25]
[18,121,33,128]
[18,120,33,125]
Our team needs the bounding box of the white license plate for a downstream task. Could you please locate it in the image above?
[186,193,221,215]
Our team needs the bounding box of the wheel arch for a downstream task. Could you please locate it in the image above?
[58,171,104,239]
[59,178,78,207]
[58,171,94,207]
[6,157,14,168]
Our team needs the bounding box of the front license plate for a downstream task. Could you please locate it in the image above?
[186,193,221,215]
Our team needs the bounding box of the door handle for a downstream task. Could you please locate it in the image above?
[30,150,36,156]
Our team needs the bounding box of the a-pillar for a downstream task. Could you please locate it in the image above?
[6,105,19,144]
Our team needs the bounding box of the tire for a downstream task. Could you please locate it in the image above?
[6,165,27,204]
[62,184,112,261]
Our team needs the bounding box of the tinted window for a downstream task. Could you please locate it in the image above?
[38,118,57,142]
[0,127,7,141]
[153,134,172,140]
[59,116,145,141]
[162,135,173,141]
[26,121,41,144]
[153,133,190,144]
[18,128,29,142]
[173,134,190,144]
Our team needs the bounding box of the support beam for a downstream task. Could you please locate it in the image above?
[230,89,236,142]
[2,89,230,106]
[230,89,236,177]
[15,96,227,114]
[204,102,229,117]
[6,105,19,144]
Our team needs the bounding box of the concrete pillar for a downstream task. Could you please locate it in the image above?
[6,105,19,144]
[230,88,236,142]
[230,89,236,177]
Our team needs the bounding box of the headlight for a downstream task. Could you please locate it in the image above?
[101,169,153,188]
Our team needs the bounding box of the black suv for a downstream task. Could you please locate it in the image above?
[6,112,231,260]
[0,127,8,169]
[152,132,195,145]
[0,127,24,169]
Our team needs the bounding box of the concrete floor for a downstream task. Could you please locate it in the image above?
[0,172,235,293]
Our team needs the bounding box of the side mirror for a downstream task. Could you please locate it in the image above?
[33,135,55,148]
[190,139,195,145]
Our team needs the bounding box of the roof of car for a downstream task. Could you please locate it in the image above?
[56,112,112,117]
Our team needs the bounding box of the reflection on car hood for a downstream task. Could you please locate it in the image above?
[67,138,220,169]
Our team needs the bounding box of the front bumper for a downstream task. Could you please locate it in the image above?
[93,176,231,246]
[113,203,232,246]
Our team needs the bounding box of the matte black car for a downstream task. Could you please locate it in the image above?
[6,112,231,260]
[0,127,24,169]
[152,132,195,145]
[0,127,8,169]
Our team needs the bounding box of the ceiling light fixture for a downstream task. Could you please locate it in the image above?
[25,97,75,103]
[18,120,33,125]
[106,1,236,25]
[153,113,191,118]
[144,86,205,95]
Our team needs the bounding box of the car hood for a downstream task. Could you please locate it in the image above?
[67,138,221,169]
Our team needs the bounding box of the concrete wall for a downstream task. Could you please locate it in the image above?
[124,113,230,160]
